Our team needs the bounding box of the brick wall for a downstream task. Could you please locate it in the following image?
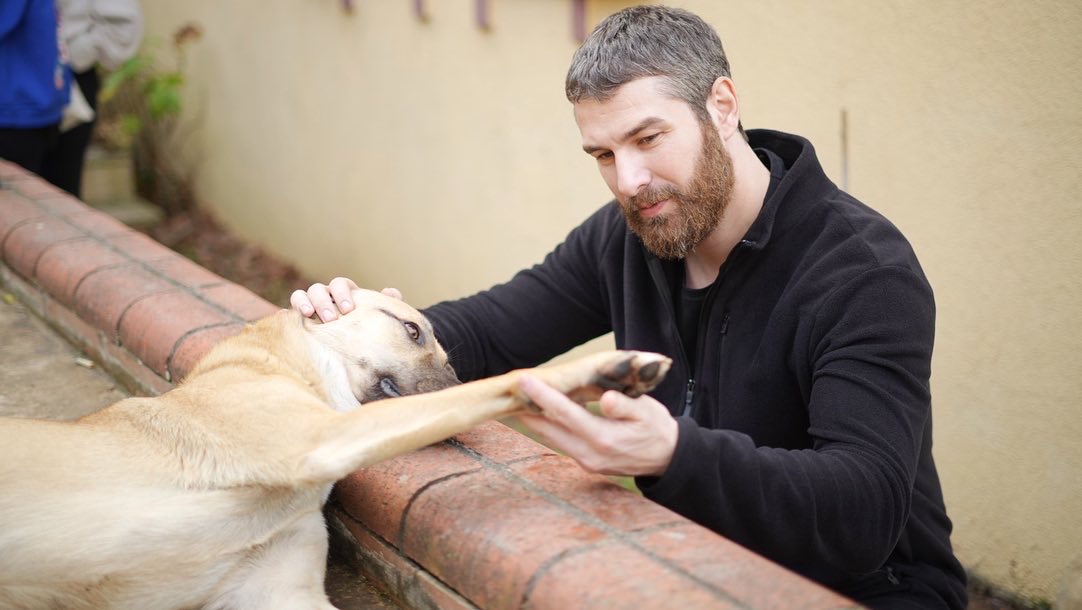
[0,159,858,609]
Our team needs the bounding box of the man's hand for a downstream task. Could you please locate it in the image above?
[289,277,402,321]
[515,374,678,477]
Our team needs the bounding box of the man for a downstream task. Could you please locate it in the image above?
[293,6,966,608]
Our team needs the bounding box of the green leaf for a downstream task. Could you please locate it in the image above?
[120,115,142,135]
[101,55,148,99]
[147,87,181,119]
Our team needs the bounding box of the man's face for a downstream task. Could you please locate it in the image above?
[574,77,734,260]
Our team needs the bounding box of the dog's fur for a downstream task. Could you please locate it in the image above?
[0,289,670,609]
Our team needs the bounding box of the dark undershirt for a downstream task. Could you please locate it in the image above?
[674,148,782,371]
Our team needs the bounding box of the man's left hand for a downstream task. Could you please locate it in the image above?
[515,374,678,477]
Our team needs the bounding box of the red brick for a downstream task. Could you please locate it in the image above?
[39,290,174,396]
[524,542,740,610]
[401,467,609,610]
[334,442,482,544]
[1,216,86,279]
[34,237,130,305]
[0,264,174,396]
[0,159,32,181]
[453,420,557,464]
[199,282,279,322]
[168,322,245,382]
[11,176,69,200]
[331,509,478,610]
[73,263,177,338]
[630,522,855,609]
[145,253,227,289]
[414,569,477,610]
[33,193,90,215]
[0,190,47,245]
[107,231,176,263]
[509,454,683,532]
[117,291,236,377]
[334,509,418,578]
[66,209,132,238]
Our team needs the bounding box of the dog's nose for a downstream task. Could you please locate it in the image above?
[416,372,460,394]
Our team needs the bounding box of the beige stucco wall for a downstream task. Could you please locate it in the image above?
[137,0,1081,602]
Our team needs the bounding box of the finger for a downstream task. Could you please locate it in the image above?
[598,390,645,420]
[518,375,603,433]
[515,412,596,463]
[289,289,316,317]
[327,277,359,314]
[381,287,403,301]
[305,283,339,322]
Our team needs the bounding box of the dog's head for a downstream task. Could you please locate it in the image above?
[303,289,459,410]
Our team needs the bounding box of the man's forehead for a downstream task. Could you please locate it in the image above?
[573,78,693,142]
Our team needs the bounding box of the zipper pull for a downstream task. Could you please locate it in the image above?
[681,379,696,417]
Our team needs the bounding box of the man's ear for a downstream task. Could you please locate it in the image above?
[705,76,741,140]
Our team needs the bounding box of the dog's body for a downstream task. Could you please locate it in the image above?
[0,289,669,609]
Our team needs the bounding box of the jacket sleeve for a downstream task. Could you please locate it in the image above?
[422,205,618,382]
[62,0,144,72]
[638,265,935,579]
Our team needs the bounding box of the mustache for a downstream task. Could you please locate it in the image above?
[627,185,681,210]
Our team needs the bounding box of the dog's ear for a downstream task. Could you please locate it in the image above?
[293,308,324,330]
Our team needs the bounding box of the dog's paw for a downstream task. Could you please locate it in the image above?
[591,351,671,397]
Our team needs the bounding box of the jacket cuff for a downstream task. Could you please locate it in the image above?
[635,415,699,503]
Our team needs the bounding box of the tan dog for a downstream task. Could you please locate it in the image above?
[0,289,670,610]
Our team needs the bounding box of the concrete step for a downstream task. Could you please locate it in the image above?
[82,145,136,203]
[89,196,164,230]
[81,145,165,230]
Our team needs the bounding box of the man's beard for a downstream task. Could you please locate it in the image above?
[622,121,735,260]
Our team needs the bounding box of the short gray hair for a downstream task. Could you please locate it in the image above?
[566,6,740,130]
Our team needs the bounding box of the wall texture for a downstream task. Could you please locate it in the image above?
[135,0,1082,602]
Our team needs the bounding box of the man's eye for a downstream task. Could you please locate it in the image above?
[595,151,614,163]
[640,133,659,145]
[403,321,422,344]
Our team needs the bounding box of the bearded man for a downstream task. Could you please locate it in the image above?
[294,6,966,609]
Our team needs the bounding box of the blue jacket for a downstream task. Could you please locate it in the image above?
[0,0,70,128]
[424,130,966,608]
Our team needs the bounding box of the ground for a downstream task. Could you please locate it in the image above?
[147,206,1032,610]
[149,208,316,307]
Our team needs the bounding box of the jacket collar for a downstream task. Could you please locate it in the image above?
[743,129,838,251]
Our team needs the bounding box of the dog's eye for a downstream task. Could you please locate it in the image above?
[403,321,423,344]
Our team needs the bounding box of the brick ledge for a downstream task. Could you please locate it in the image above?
[0,160,858,609]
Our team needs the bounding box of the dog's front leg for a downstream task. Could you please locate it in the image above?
[296,350,670,484]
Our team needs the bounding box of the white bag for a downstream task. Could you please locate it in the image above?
[59,80,95,133]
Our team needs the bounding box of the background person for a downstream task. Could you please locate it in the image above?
[41,0,143,197]
[0,0,70,177]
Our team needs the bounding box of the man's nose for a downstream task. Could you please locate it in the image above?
[614,154,651,200]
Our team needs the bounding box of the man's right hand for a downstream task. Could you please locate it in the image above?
[289,277,403,322]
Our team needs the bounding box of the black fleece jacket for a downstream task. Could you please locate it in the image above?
[424,129,966,608]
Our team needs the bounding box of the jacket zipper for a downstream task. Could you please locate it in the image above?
[646,257,693,417]
[647,240,752,419]
[685,240,751,419]
[682,379,696,417]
